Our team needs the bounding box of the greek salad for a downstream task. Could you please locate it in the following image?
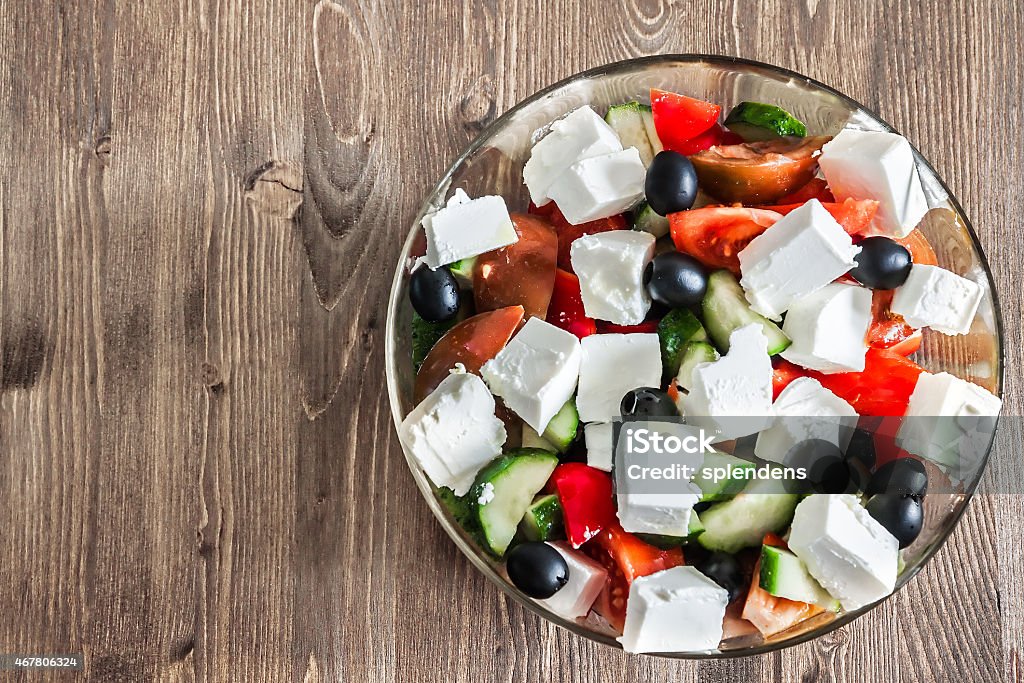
[399,88,1002,653]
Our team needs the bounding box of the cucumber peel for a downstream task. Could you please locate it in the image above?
[725,102,807,142]
[519,493,564,542]
[658,308,708,380]
[470,449,559,556]
[702,270,790,354]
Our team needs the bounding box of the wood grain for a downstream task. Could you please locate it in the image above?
[0,1,1019,681]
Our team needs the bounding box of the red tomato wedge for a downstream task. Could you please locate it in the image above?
[742,534,826,638]
[669,207,783,274]
[586,522,686,632]
[528,202,626,272]
[868,289,922,355]
[548,464,617,549]
[772,177,835,204]
[545,269,596,339]
[771,359,807,400]
[473,213,557,320]
[650,89,722,152]
[762,198,879,236]
[414,306,524,403]
[672,123,743,155]
[689,136,831,204]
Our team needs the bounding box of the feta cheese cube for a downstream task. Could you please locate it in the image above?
[481,317,582,434]
[755,377,859,464]
[616,490,701,538]
[576,334,661,423]
[818,129,929,238]
[890,264,983,336]
[738,199,860,320]
[422,192,518,268]
[682,324,773,441]
[537,542,607,620]
[788,494,899,611]
[896,372,1001,469]
[618,566,729,653]
[547,148,646,225]
[399,372,507,495]
[571,231,655,325]
[584,422,614,472]
[780,283,872,373]
[523,106,623,207]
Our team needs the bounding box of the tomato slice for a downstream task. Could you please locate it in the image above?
[867,289,922,355]
[742,533,825,638]
[764,198,880,236]
[473,213,557,320]
[689,136,831,205]
[895,229,938,266]
[528,202,625,272]
[413,306,525,403]
[586,523,686,632]
[772,178,835,205]
[672,123,742,155]
[545,269,596,339]
[668,207,783,274]
[650,89,721,152]
[548,464,617,549]
[596,320,660,334]
[771,358,807,400]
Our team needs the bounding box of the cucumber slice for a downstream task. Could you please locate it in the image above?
[698,476,800,553]
[448,257,476,287]
[674,341,719,392]
[606,102,656,166]
[519,493,564,542]
[521,424,557,452]
[471,449,559,556]
[412,312,459,372]
[657,309,708,380]
[638,104,664,155]
[635,513,704,548]
[702,270,790,355]
[542,399,578,453]
[632,201,671,238]
[759,544,838,609]
[724,102,807,142]
[693,450,755,502]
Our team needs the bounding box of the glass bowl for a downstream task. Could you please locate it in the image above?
[384,55,1003,657]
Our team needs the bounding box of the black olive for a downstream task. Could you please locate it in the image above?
[866,493,924,549]
[785,439,849,494]
[845,428,877,471]
[866,457,929,498]
[644,252,708,308]
[695,552,745,602]
[645,151,699,216]
[850,237,912,290]
[505,542,569,599]
[620,387,679,419]
[409,265,461,322]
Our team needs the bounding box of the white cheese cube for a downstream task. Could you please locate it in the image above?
[576,334,661,423]
[818,129,929,238]
[890,264,983,336]
[618,566,729,653]
[571,231,655,325]
[537,542,607,620]
[547,148,646,225]
[755,377,859,465]
[481,317,582,434]
[398,372,507,495]
[788,494,899,611]
[682,324,773,441]
[584,422,614,472]
[422,193,518,268]
[616,490,701,538]
[523,106,623,207]
[896,372,1001,469]
[738,199,860,320]
[780,283,872,373]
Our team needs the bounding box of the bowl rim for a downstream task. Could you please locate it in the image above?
[384,53,1005,659]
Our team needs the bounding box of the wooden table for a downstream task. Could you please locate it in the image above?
[1,1,1019,681]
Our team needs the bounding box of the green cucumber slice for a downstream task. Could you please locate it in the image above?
[519,493,564,542]
[657,309,708,380]
[724,102,807,142]
[471,449,559,556]
[638,104,664,155]
[632,201,671,238]
[674,341,719,392]
[759,544,838,609]
[542,399,578,453]
[521,424,557,452]
[448,257,476,287]
[693,450,755,502]
[702,270,790,354]
[606,102,656,166]
[698,475,799,553]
